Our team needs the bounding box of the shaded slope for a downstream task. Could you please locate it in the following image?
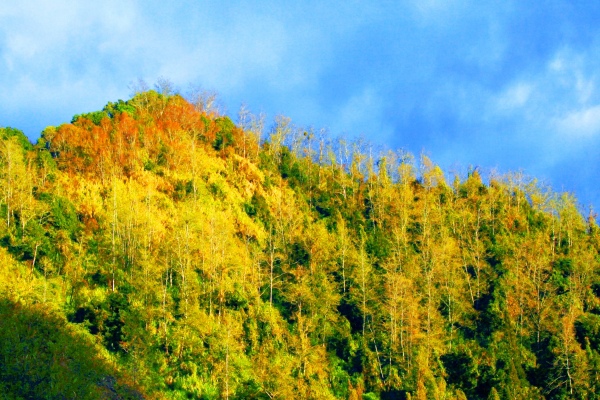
[0,298,144,399]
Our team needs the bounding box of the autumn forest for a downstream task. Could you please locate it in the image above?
[1,88,600,399]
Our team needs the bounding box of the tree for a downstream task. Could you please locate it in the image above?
[0,134,29,229]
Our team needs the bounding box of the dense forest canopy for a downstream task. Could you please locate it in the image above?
[0,89,599,399]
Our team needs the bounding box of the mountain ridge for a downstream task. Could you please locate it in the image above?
[0,90,599,399]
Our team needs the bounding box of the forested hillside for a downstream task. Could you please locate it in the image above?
[1,90,600,399]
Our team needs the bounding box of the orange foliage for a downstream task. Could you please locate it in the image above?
[49,94,222,179]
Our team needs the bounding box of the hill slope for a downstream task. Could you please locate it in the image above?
[1,91,599,399]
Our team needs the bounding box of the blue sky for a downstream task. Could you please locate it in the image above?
[2,1,600,210]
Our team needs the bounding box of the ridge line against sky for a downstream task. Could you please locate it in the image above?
[2,1,600,209]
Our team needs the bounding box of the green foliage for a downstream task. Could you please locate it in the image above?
[278,146,294,179]
[0,299,143,399]
[575,313,600,351]
[365,225,391,260]
[0,126,33,151]
[35,146,58,175]
[174,179,194,200]
[551,257,573,294]
[441,350,478,397]
[244,192,271,224]
[41,194,80,238]
[72,110,109,125]
[103,99,137,118]
[214,116,236,151]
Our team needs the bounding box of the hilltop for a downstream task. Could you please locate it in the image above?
[0,90,599,399]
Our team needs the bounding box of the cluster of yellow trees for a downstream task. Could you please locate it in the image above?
[0,90,599,399]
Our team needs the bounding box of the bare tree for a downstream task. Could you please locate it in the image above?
[186,84,221,115]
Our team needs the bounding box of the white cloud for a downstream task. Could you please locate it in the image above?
[535,48,600,142]
[339,88,380,128]
[1,1,141,82]
[547,48,598,104]
[494,82,533,111]
[331,86,394,142]
[555,105,600,138]
[480,46,600,144]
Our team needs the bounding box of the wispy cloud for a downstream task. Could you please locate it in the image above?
[2,1,600,206]
[555,105,600,138]
[494,83,533,111]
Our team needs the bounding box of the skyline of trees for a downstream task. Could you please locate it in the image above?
[0,89,599,399]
